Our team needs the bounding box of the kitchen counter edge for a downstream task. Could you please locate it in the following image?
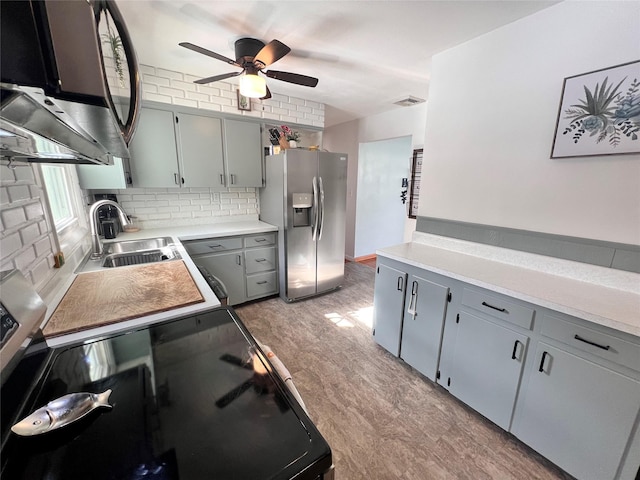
[377,235,639,338]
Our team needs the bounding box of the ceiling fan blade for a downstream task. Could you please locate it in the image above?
[194,71,242,84]
[265,70,319,88]
[254,40,291,68]
[179,42,240,67]
[260,85,272,100]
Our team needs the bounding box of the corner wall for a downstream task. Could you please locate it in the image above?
[324,104,427,258]
[419,1,640,245]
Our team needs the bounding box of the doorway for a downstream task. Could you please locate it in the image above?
[354,135,412,259]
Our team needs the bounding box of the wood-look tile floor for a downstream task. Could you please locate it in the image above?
[236,262,573,480]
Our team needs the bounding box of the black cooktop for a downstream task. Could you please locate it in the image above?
[1,307,331,479]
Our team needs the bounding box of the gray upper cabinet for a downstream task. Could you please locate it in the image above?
[223,119,263,188]
[77,157,132,189]
[129,107,179,188]
[128,103,261,189]
[177,113,224,188]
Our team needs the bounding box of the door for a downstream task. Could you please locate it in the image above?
[284,149,318,300]
[513,343,640,480]
[448,312,529,430]
[400,275,449,382]
[129,107,179,188]
[178,113,224,188]
[373,263,407,356]
[193,251,245,305]
[354,136,411,258]
[316,152,348,294]
[224,119,263,187]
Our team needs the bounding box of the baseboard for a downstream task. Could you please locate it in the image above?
[354,254,377,263]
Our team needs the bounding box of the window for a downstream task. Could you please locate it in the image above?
[41,165,75,230]
[40,164,88,252]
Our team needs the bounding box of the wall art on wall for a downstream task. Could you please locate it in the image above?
[237,89,251,111]
[551,60,639,158]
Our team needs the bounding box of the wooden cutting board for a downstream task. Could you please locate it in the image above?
[43,260,205,338]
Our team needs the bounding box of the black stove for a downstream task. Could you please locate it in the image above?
[0,273,332,480]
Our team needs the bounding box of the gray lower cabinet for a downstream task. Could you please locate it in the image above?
[513,344,640,480]
[184,233,278,305]
[400,274,449,382]
[372,263,407,356]
[373,253,640,479]
[447,311,529,430]
[373,258,451,383]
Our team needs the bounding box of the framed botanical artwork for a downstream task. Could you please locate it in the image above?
[551,60,640,158]
[237,89,251,111]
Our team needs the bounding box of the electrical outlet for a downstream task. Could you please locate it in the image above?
[213,192,220,202]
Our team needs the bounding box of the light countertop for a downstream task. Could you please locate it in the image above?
[44,220,277,347]
[377,232,640,338]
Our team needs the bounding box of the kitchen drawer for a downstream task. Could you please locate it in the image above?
[245,247,277,274]
[541,313,640,372]
[246,271,278,298]
[461,288,534,330]
[183,237,243,255]
[244,233,276,248]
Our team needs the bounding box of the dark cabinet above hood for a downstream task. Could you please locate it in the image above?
[0,0,140,165]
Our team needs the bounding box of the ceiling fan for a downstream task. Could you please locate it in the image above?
[179,38,319,100]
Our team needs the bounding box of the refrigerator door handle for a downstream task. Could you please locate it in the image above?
[312,176,319,241]
[318,176,325,240]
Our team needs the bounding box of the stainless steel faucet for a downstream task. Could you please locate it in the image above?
[89,200,131,259]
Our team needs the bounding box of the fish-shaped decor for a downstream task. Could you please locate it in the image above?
[11,390,113,436]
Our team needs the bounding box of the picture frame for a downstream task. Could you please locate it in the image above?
[550,60,640,158]
[236,89,251,111]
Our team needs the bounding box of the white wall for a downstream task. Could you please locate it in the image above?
[420,1,640,245]
[324,103,427,258]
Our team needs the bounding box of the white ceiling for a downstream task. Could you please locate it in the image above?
[117,0,558,127]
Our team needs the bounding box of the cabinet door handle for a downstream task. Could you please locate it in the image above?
[230,174,236,185]
[255,258,267,262]
[511,339,523,360]
[236,255,242,265]
[407,281,418,319]
[219,174,225,185]
[397,276,404,291]
[174,173,180,185]
[538,351,549,373]
[208,244,223,249]
[256,280,268,285]
[481,301,507,313]
[574,334,610,351]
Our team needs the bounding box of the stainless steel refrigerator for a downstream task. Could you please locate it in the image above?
[260,149,347,302]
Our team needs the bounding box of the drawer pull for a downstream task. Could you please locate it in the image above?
[574,334,610,351]
[255,258,267,262]
[481,301,507,313]
[511,339,523,360]
[538,351,549,373]
[256,280,268,285]
[208,244,223,249]
[254,238,267,243]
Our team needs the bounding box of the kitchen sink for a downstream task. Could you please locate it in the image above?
[103,237,174,254]
[76,237,181,273]
[102,248,180,268]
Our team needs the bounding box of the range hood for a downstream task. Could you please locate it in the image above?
[1,84,128,164]
[0,0,140,166]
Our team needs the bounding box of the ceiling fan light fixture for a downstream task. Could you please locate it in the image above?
[239,74,266,98]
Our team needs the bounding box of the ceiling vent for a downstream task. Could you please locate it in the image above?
[393,96,425,107]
